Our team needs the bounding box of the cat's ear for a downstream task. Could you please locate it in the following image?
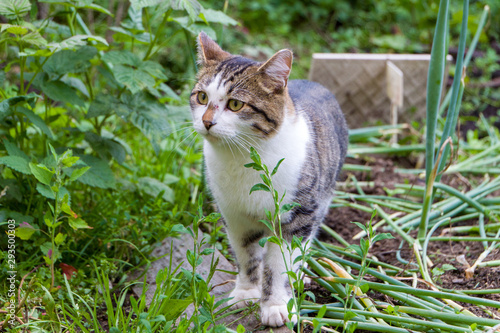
[197,31,230,65]
[257,49,293,90]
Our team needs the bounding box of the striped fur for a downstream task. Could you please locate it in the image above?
[190,32,348,328]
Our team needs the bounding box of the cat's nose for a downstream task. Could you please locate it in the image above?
[203,120,216,130]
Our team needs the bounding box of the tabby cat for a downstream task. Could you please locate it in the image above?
[190,32,348,327]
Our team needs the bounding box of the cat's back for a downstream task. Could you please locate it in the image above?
[288,79,348,162]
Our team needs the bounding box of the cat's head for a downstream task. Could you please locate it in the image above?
[190,32,293,145]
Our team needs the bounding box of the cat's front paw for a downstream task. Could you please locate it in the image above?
[229,287,261,309]
[260,303,297,327]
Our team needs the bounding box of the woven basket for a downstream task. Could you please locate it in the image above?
[308,54,452,128]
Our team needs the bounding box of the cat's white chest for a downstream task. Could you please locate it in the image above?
[204,115,311,222]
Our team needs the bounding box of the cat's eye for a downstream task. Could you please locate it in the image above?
[197,91,208,105]
[227,99,244,112]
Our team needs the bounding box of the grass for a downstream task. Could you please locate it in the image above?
[1,0,500,332]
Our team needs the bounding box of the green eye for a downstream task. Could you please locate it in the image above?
[227,99,244,112]
[197,91,208,105]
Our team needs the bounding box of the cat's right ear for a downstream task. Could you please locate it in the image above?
[197,31,230,66]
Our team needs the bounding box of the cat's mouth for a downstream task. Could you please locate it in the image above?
[204,132,218,142]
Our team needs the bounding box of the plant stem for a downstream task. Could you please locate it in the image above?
[25,56,51,93]
[143,9,172,61]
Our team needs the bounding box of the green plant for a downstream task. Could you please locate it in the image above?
[0,0,238,330]
[244,147,315,331]
[18,145,91,291]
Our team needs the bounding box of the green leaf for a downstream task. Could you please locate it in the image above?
[43,46,97,78]
[121,5,145,31]
[38,77,84,106]
[243,162,263,171]
[260,173,271,187]
[351,221,367,234]
[258,236,270,247]
[70,166,90,182]
[61,76,89,97]
[371,35,407,51]
[20,31,48,48]
[69,217,92,230]
[16,222,36,240]
[200,248,214,256]
[109,27,150,44]
[101,50,140,66]
[0,209,34,224]
[61,156,79,168]
[163,174,180,185]
[201,8,238,26]
[317,304,327,318]
[79,3,112,16]
[29,162,54,185]
[267,236,281,245]
[0,178,22,202]
[360,238,369,254]
[36,183,55,199]
[249,183,270,194]
[0,24,28,35]
[72,155,115,189]
[0,93,40,120]
[359,283,370,294]
[84,132,127,164]
[271,158,285,176]
[347,244,363,258]
[344,310,357,321]
[0,156,31,174]
[54,232,66,245]
[87,93,131,118]
[249,147,261,165]
[171,17,216,39]
[280,202,300,214]
[204,212,220,223]
[41,285,58,323]
[16,107,55,139]
[140,61,168,80]
[172,0,202,21]
[124,93,171,154]
[441,264,457,271]
[130,0,163,10]
[157,81,178,97]
[48,34,108,52]
[61,197,77,218]
[138,176,174,203]
[113,64,156,94]
[305,291,316,302]
[3,140,29,161]
[372,233,395,243]
[0,0,31,19]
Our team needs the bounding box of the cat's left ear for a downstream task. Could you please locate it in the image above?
[257,49,293,90]
[197,31,230,65]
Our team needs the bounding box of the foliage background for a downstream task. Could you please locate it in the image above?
[0,0,499,331]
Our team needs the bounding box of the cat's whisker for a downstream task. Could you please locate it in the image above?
[239,133,264,152]
[235,134,257,153]
[234,134,250,154]
[232,136,251,154]
[163,130,199,162]
[224,137,237,159]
